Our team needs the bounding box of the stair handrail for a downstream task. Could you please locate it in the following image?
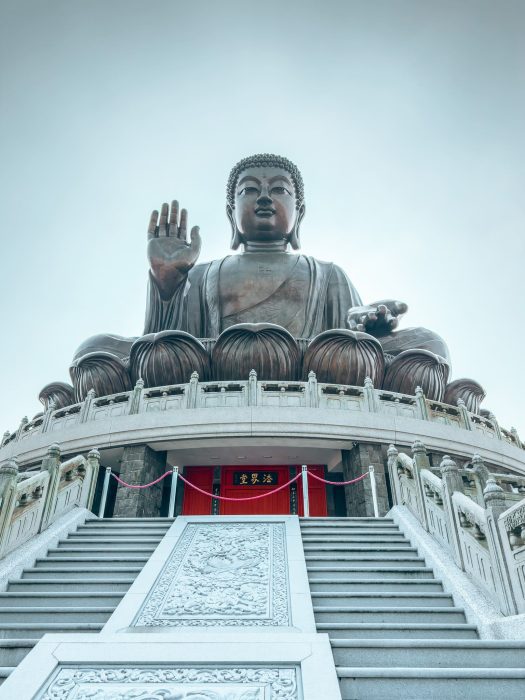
[0,444,100,559]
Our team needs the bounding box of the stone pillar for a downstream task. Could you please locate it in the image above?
[341,444,389,517]
[113,445,167,517]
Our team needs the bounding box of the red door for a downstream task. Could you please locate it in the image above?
[182,466,214,515]
[220,465,291,515]
[296,465,328,517]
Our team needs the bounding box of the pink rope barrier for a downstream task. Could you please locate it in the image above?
[111,471,172,489]
[178,471,302,502]
[307,470,369,486]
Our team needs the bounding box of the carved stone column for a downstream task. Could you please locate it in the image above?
[341,444,389,517]
[113,445,167,518]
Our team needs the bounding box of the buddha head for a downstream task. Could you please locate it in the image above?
[226,154,305,250]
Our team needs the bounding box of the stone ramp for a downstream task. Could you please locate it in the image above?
[301,516,525,699]
[0,517,173,683]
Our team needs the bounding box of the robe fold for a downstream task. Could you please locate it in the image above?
[144,255,362,339]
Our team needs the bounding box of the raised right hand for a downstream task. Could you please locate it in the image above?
[147,200,201,298]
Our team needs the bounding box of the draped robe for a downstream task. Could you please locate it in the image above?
[144,255,362,339]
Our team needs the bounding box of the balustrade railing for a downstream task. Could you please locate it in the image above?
[2,371,523,452]
[0,444,100,559]
[388,441,525,615]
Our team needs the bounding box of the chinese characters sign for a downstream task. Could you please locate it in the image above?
[233,471,279,486]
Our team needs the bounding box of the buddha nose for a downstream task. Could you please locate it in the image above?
[256,187,272,206]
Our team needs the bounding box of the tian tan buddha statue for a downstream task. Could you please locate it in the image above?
[39,154,486,414]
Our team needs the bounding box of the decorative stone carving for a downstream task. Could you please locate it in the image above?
[303,329,384,386]
[69,351,132,403]
[134,522,290,627]
[41,666,298,700]
[444,378,486,414]
[129,330,211,387]
[382,349,449,401]
[38,382,75,411]
[212,323,301,381]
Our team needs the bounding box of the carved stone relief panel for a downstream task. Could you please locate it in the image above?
[134,522,290,627]
[38,666,299,700]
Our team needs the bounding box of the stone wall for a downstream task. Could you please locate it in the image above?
[113,445,167,517]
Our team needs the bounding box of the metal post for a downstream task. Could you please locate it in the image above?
[168,466,179,518]
[98,466,111,518]
[369,465,379,517]
[301,465,310,518]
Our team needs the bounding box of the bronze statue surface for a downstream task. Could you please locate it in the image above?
[63,153,481,407]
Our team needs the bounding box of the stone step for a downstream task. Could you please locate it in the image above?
[0,668,12,685]
[302,534,407,542]
[313,606,467,624]
[75,527,170,536]
[311,592,454,607]
[0,623,103,639]
[300,518,395,524]
[305,556,426,567]
[300,526,401,534]
[0,607,114,624]
[307,567,435,580]
[317,622,479,639]
[49,545,156,555]
[0,592,122,608]
[337,666,525,700]
[303,543,414,552]
[97,518,175,523]
[64,536,164,545]
[8,579,133,592]
[308,579,444,593]
[22,566,142,579]
[0,640,36,666]
[34,557,149,568]
[331,639,525,668]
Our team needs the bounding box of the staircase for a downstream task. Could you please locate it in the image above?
[301,516,525,699]
[0,517,173,685]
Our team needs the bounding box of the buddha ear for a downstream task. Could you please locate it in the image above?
[289,203,305,250]
[227,204,242,250]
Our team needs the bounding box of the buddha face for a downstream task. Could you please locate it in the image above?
[227,166,305,249]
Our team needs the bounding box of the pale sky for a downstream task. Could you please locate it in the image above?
[1,0,524,438]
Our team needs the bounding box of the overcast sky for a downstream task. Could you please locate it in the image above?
[1,0,524,439]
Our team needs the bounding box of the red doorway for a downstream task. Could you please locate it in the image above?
[220,466,290,515]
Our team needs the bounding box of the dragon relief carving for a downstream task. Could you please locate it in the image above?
[134,522,290,627]
[39,666,298,700]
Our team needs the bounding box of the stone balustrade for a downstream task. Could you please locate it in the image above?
[0,444,100,559]
[2,371,523,451]
[388,442,525,615]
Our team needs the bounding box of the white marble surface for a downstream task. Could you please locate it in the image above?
[0,633,341,700]
[0,506,95,591]
[103,515,316,634]
[390,504,525,639]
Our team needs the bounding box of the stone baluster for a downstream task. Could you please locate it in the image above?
[363,376,378,412]
[387,444,402,506]
[0,459,19,548]
[471,454,490,503]
[456,399,472,430]
[129,379,145,414]
[415,386,429,420]
[484,478,519,615]
[439,455,464,567]
[487,411,503,440]
[248,369,258,406]
[15,416,28,442]
[79,388,96,423]
[411,439,430,531]
[187,372,199,409]
[85,448,101,510]
[307,371,319,408]
[41,399,56,433]
[510,426,522,448]
[39,443,61,532]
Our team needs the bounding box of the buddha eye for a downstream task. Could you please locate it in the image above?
[239,186,258,196]
[271,186,291,195]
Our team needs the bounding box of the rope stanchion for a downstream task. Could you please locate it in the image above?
[111,471,173,489]
[306,471,369,486]
[178,471,302,502]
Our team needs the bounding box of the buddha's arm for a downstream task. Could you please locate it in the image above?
[325,264,363,329]
[144,200,202,334]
